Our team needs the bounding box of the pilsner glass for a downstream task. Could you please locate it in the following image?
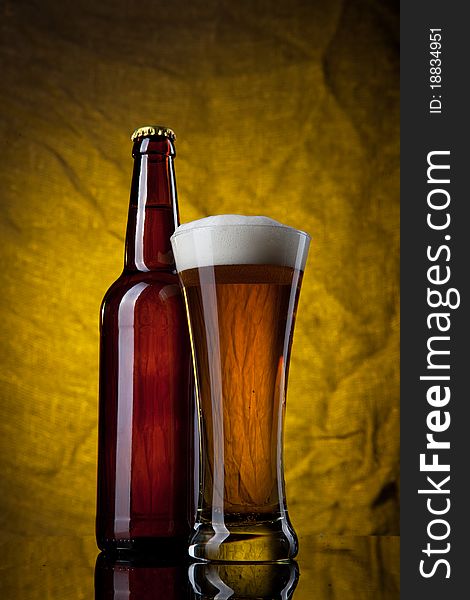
[171,215,310,562]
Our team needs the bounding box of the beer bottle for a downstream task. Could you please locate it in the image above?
[96,126,192,553]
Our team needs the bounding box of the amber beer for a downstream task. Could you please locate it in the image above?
[171,216,310,562]
[180,263,301,512]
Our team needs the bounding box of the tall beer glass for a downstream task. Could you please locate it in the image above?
[171,215,310,562]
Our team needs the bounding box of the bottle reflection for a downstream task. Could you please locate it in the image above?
[189,561,299,599]
[95,554,298,599]
[94,552,188,599]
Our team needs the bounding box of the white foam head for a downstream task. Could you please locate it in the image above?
[170,214,310,272]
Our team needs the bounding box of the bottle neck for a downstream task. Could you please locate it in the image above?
[124,138,179,272]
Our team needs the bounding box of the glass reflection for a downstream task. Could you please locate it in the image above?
[188,561,299,599]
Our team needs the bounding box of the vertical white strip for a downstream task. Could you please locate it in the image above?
[168,156,179,226]
[277,237,308,537]
[281,563,298,600]
[135,155,149,272]
[113,569,130,600]
[114,282,148,537]
[188,564,234,600]
[195,229,229,549]
[206,566,235,600]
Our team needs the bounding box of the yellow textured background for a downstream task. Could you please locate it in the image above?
[0,0,399,537]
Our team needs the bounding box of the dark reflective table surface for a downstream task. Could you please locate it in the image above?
[0,534,399,599]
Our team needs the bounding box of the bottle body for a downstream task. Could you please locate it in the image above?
[96,130,192,552]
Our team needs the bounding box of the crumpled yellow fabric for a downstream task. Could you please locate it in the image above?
[0,0,399,536]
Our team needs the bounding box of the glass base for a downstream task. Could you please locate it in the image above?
[188,513,298,562]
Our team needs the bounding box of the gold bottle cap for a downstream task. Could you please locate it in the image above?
[131,125,176,142]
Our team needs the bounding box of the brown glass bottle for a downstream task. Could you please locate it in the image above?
[96,127,192,553]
